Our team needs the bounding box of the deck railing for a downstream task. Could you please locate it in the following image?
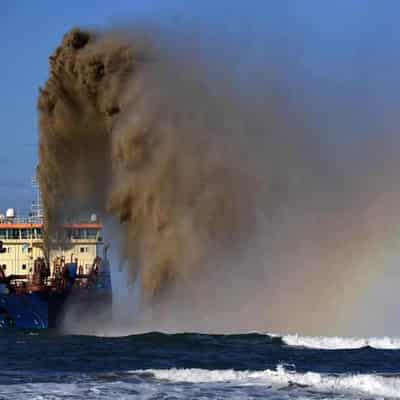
[0,216,44,225]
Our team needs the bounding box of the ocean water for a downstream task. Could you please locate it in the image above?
[1,330,400,399]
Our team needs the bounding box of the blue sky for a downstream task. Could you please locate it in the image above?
[1,0,399,213]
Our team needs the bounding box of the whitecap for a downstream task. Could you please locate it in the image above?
[278,333,400,350]
[131,365,400,398]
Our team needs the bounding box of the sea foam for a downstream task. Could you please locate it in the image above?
[278,333,400,350]
[132,365,400,398]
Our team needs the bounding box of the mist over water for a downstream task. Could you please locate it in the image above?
[38,19,400,336]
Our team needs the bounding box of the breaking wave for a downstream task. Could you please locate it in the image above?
[132,365,400,398]
[277,333,400,350]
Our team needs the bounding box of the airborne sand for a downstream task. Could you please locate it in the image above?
[38,27,400,335]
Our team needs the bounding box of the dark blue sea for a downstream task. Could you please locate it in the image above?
[1,330,400,399]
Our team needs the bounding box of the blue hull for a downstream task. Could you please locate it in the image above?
[0,291,68,329]
[0,259,112,329]
[0,289,111,329]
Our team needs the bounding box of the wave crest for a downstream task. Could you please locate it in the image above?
[132,365,400,398]
[278,333,400,350]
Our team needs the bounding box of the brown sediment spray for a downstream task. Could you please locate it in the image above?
[38,27,400,335]
[38,28,258,305]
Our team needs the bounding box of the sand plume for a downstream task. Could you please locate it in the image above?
[38,28,257,300]
[38,26,400,335]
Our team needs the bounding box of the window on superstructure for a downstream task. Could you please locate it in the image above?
[86,229,98,239]
[80,247,88,253]
[34,228,43,239]
[22,264,26,270]
[0,230,6,240]
[23,247,32,254]
[21,229,28,239]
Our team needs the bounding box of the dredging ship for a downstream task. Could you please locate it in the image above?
[0,183,111,329]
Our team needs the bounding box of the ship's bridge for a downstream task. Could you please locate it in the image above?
[0,223,43,241]
[0,219,103,276]
[63,223,102,241]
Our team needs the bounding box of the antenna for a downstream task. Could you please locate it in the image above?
[31,176,43,223]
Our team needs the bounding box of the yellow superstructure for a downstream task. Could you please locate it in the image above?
[0,220,103,276]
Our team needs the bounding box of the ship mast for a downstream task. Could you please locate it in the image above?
[31,176,49,264]
[31,176,43,224]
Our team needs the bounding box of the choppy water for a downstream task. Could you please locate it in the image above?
[1,330,400,399]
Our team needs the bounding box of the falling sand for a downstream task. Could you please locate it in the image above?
[38,27,400,335]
